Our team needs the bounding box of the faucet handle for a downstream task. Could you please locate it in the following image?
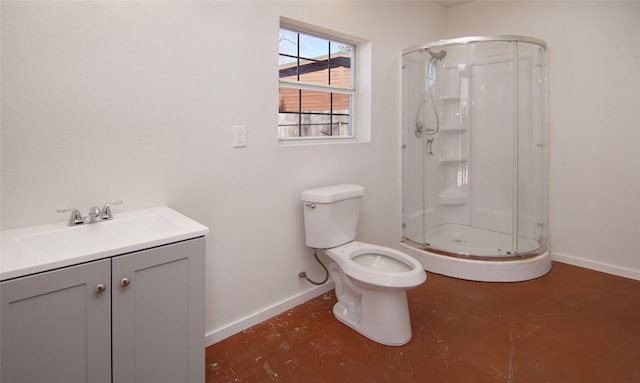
[57,208,84,226]
[101,200,123,220]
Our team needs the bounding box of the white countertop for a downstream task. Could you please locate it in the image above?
[1,206,209,281]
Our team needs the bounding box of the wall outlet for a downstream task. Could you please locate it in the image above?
[232,125,246,148]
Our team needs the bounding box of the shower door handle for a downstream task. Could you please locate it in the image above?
[426,138,434,157]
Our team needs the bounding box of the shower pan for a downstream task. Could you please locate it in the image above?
[400,36,550,282]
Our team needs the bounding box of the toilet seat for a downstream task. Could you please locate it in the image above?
[325,241,426,288]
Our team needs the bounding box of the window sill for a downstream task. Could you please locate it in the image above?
[278,135,369,147]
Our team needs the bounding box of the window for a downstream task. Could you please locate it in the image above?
[278,26,355,141]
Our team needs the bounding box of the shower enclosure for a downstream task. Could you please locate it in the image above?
[400,36,550,282]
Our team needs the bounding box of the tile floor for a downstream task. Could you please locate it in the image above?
[205,262,640,382]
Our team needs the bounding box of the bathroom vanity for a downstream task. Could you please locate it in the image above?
[0,207,208,383]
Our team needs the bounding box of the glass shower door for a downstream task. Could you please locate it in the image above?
[425,44,472,253]
[401,51,426,245]
[467,41,516,256]
[516,41,548,254]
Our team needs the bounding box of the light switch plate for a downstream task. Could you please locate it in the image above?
[232,125,246,148]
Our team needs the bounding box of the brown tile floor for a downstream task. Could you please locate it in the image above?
[206,262,640,382]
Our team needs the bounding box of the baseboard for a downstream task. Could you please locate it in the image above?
[552,252,640,281]
[205,281,335,347]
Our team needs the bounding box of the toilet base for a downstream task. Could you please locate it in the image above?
[332,287,413,346]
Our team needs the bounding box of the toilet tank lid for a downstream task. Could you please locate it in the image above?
[301,184,364,203]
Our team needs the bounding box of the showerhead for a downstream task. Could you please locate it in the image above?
[426,49,447,62]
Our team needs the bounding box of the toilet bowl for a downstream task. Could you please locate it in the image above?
[326,241,426,289]
[324,241,426,346]
[301,184,427,346]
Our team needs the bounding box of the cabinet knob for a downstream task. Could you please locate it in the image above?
[120,277,130,288]
[95,283,106,294]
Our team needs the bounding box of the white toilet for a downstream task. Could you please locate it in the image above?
[301,184,426,346]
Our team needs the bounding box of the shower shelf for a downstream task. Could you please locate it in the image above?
[440,125,469,132]
[438,188,468,205]
[438,156,468,163]
[440,96,462,102]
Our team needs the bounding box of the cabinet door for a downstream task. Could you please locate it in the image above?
[112,238,205,383]
[0,259,111,383]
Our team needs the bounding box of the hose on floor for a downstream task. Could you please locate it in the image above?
[298,249,329,285]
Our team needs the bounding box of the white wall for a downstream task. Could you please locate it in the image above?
[447,1,640,279]
[0,1,447,343]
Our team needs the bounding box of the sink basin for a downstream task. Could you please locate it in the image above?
[1,206,209,281]
[17,213,181,254]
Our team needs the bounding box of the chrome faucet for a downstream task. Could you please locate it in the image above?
[57,201,123,226]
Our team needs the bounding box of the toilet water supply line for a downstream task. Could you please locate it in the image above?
[298,249,329,285]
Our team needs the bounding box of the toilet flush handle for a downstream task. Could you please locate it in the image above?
[304,203,316,209]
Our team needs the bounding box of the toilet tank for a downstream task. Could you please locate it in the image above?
[301,184,364,249]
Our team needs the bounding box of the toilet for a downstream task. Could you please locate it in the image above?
[301,184,426,346]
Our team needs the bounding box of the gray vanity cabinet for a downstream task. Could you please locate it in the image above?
[112,238,205,383]
[0,237,205,383]
[1,259,112,383]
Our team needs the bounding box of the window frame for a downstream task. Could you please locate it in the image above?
[278,25,357,142]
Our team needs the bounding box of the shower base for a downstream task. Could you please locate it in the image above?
[400,224,551,282]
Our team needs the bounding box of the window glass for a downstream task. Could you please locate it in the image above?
[278,29,299,62]
[299,33,328,59]
[278,27,355,140]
